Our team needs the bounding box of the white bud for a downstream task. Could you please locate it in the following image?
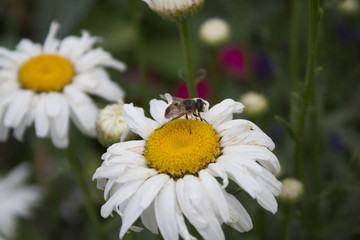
[338,0,359,15]
[142,0,204,21]
[199,18,230,47]
[239,91,268,117]
[96,100,128,147]
[278,178,304,203]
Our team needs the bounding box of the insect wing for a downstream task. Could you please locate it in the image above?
[164,105,187,120]
[160,93,183,103]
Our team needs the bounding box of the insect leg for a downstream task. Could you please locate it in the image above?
[186,114,192,134]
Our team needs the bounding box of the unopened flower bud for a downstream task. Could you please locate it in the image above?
[278,178,304,203]
[142,0,204,21]
[239,91,268,117]
[199,18,230,47]
[96,100,127,147]
[338,0,359,15]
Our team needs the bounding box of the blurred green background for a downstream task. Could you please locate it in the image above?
[1,0,360,239]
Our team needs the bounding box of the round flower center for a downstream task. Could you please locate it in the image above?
[145,119,221,178]
[19,55,74,92]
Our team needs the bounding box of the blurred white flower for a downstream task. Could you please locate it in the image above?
[142,0,204,21]
[338,0,359,15]
[93,94,282,240]
[278,178,304,203]
[0,21,126,148]
[0,163,41,238]
[240,91,269,117]
[199,18,230,47]
[96,100,128,147]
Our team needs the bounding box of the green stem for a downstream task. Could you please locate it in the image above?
[281,204,291,240]
[209,48,221,103]
[294,0,321,179]
[289,0,300,128]
[66,147,108,240]
[177,19,197,98]
[129,0,148,103]
[257,209,267,240]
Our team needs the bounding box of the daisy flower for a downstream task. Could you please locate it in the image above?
[0,22,126,148]
[93,94,282,240]
[142,0,204,21]
[0,163,41,238]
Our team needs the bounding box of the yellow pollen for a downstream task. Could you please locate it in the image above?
[145,119,221,178]
[19,54,74,92]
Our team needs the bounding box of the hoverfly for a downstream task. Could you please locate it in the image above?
[158,93,208,133]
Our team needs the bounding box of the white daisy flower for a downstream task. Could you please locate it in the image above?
[0,21,126,148]
[0,163,41,238]
[142,0,204,21]
[93,94,282,240]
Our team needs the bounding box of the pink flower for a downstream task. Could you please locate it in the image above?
[174,79,211,100]
[217,44,246,78]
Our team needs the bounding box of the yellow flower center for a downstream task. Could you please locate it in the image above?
[19,55,74,92]
[145,119,221,178]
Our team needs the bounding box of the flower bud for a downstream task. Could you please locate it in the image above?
[96,100,127,147]
[142,0,204,21]
[278,178,304,203]
[338,0,359,15]
[239,91,268,117]
[199,18,230,47]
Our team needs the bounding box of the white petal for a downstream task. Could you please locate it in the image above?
[75,47,126,73]
[139,174,170,209]
[181,175,225,240]
[101,179,144,218]
[199,171,230,222]
[107,140,145,155]
[4,90,33,128]
[45,92,63,118]
[42,22,60,53]
[224,192,253,232]
[104,154,146,167]
[222,145,280,174]
[174,201,196,240]
[154,179,179,240]
[59,30,99,61]
[0,47,28,65]
[217,158,262,198]
[64,86,97,136]
[34,94,49,137]
[256,188,278,214]
[49,128,68,148]
[149,99,168,124]
[217,119,275,150]
[176,178,207,228]
[0,123,9,141]
[123,103,158,140]
[141,202,159,234]
[204,99,244,128]
[120,175,169,239]
[73,68,125,101]
[13,118,27,141]
[206,164,229,188]
[16,39,41,56]
[119,190,144,239]
[49,95,69,138]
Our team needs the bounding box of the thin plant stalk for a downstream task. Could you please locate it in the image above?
[177,19,197,98]
[209,47,221,103]
[129,0,149,103]
[294,0,321,179]
[66,147,108,240]
[289,0,300,128]
[281,204,291,240]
